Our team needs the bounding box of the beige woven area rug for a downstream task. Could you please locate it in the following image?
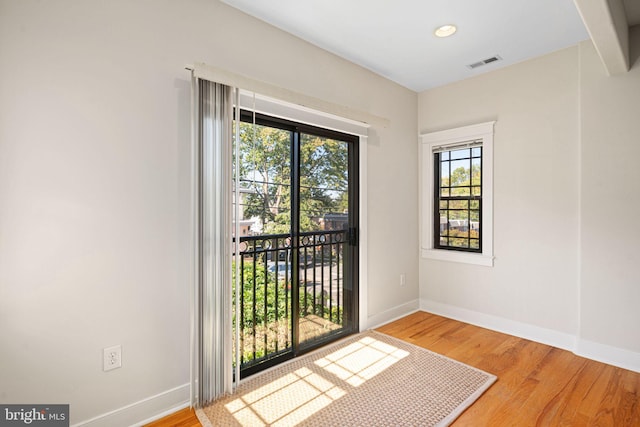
[197,330,496,427]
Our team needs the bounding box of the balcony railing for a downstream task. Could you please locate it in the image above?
[233,229,347,374]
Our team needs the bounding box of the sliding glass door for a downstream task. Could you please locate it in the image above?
[233,111,358,377]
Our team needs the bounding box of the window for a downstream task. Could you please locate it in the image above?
[434,144,482,252]
[421,122,494,266]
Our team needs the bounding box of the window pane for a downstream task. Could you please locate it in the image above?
[450,160,470,187]
[471,158,481,185]
[448,210,468,239]
[438,212,448,237]
[440,162,450,183]
[470,228,479,240]
[470,200,480,210]
[470,239,480,249]
[236,122,292,236]
[440,152,449,160]
[449,200,468,210]
[450,238,468,248]
[472,186,481,196]
[439,200,448,209]
[452,187,470,197]
[471,147,481,157]
[450,148,471,160]
[450,229,469,239]
[299,134,349,233]
[440,187,450,197]
[450,208,467,220]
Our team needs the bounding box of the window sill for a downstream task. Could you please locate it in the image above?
[421,248,494,267]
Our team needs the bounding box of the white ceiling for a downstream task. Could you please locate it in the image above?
[222,0,592,92]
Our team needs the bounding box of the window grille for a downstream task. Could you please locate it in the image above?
[433,143,482,252]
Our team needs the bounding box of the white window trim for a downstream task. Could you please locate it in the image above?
[420,121,495,267]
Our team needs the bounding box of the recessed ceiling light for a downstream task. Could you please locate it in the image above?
[434,24,457,38]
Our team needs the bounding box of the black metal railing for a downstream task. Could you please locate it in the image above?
[233,229,347,372]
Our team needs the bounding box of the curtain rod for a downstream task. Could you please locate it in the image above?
[186,63,389,129]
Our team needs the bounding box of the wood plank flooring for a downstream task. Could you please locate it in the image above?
[146,311,640,426]
[377,311,640,426]
[144,408,200,427]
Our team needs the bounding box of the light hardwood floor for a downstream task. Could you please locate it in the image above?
[146,311,640,426]
[378,312,640,426]
[145,407,200,427]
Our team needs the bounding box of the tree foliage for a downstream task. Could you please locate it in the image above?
[236,122,348,234]
[233,260,342,362]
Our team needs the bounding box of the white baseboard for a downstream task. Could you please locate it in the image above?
[72,383,190,427]
[365,299,420,330]
[419,299,576,351]
[576,339,640,373]
[420,299,640,373]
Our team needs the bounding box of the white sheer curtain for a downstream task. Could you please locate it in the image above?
[190,75,234,406]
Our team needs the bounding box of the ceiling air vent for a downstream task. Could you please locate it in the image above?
[467,55,502,70]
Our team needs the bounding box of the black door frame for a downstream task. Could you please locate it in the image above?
[237,109,359,376]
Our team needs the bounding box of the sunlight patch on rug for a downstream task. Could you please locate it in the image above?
[224,367,344,426]
[314,335,409,387]
[223,337,407,425]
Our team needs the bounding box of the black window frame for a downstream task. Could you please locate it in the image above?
[433,145,483,253]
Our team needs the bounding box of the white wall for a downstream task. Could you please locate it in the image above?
[418,48,581,341]
[0,0,418,424]
[579,27,640,355]
[418,35,640,370]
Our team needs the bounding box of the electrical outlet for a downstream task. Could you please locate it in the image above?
[103,345,122,371]
[400,273,406,286]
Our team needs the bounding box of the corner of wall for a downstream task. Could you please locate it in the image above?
[419,299,577,351]
[575,339,640,373]
[365,299,420,330]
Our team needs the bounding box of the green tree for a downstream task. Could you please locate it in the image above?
[236,122,349,234]
[233,260,341,362]
[236,124,292,231]
[299,134,348,231]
